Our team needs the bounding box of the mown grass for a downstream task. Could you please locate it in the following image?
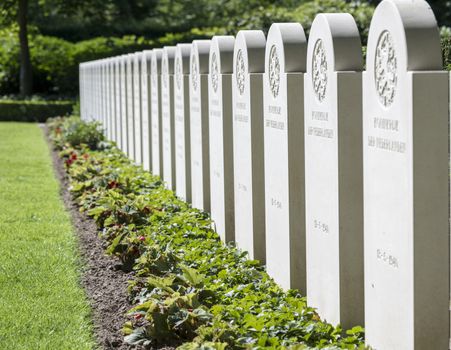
[0,123,95,349]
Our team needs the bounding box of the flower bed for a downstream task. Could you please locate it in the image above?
[47,116,364,349]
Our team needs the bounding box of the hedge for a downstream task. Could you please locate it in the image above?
[0,100,75,122]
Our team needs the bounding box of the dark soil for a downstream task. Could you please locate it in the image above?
[42,125,175,350]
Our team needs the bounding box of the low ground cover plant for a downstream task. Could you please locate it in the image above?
[47,116,365,349]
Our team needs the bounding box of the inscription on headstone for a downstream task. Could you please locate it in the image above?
[304,14,363,329]
[190,40,211,211]
[174,44,192,202]
[363,1,449,348]
[264,23,306,291]
[162,47,177,190]
[209,35,235,242]
[232,30,266,262]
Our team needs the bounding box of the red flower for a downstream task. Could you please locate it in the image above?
[138,236,146,242]
[134,314,143,320]
[82,153,89,160]
[70,153,77,161]
[108,180,118,189]
[65,159,73,166]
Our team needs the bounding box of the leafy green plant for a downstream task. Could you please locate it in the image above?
[48,116,365,349]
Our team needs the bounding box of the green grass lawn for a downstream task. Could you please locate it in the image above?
[0,123,95,349]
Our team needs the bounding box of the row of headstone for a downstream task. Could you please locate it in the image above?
[79,0,450,348]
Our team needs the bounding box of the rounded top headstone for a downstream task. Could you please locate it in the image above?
[234,30,266,74]
[366,0,441,72]
[210,36,235,74]
[151,49,163,75]
[266,23,307,73]
[191,40,211,74]
[175,44,192,74]
[162,46,176,74]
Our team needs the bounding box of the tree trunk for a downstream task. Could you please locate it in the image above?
[18,0,32,96]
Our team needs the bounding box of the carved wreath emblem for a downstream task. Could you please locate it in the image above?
[162,57,168,88]
[375,30,397,107]
[175,57,182,90]
[268,45,280,98]
[191,54,198,91]
[312,39,327,102]
[211,52,219,93]
[236,49,245,95]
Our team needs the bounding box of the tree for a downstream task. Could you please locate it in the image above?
[0,0,32,96]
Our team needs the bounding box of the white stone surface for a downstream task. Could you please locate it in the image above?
[151,49,163,176]
[232,30,266,262]
[126,54,135,159]
[174,44,192,202]
[304,14,363,329]
[209,35,235,243]
[133,53,142,164]
[141,50,152,171]
[190,40,211,211]
[114,57,122,147]
[162,47,177,190]
[264,23,306,291]
[120,55,128,154]
[363,1,449,348]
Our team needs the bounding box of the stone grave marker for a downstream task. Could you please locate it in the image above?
[190,40,211,211]
[126,54,135,159]
[141,50,152,171]
[209,35,235,242]
[232,30,266,262]
[162,46,177,190]
[304,14,363,329]
[363,0,449,348]
[151,49,163,176]
[120,55,128,155]
[174,43,192,202]
[114,57,122,149]
[133,53,142,164]
[264,23,306,291]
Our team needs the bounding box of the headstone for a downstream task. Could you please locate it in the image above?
[133,53,142,164]
[126,54,135,159]
[114,57,122,148]
[190,40,211,211]
[209,35,235,242]
[161,46,177,190]
[232,30,266,262]
[151,49,163,176]
[141,50,152,171]
[264,23,306,291]
[120,55,128,155]
[174,43,192,202]
[363,0,449,348]
[109,58,116,143]
[304,14,363,328]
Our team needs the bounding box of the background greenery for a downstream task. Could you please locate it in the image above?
[0,0,450,97]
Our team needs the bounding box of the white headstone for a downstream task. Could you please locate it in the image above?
[304,14,363,328]
[151,49,163,176]
[174,44,192,202]
[120,55,128,154]
[190,40,211,211]
[264,23,306,291]
[232,30,266,262]
[363,0,449,348]
[126,54,135,159]
[209,36,235,242]
[133,53,142,164]
[114,57,122,147]
[162,46,177,190]
[141,50,152,171]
